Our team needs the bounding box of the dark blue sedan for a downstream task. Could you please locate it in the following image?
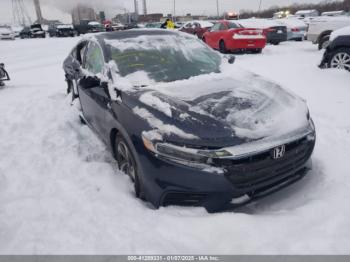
[63,30,316,212]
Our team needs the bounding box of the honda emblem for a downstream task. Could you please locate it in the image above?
[273,145,286,159]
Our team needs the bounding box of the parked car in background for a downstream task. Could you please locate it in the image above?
[203,20,266,53]
[239,18,287,45]
[30,24,46,38]
[0,25,16,40]
[49,24,76,37]
[180,21,214,38]
[63,30,315,212]
[319,26,350,71]
[307,16,350,49]
[278,18,307,41]
[11,26,23,37]
[111,23,125,31]
[87,21,105,33]
[145,22,162,29]
[19,26,31,39]
[56,24,76,37]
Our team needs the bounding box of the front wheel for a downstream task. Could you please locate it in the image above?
[318,35,330,50]
[328,48,350,71]
[219,40,227,53]
[115,135,145,199]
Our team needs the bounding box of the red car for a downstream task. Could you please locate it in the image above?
[180,20,214,39]
[203,20,266,53]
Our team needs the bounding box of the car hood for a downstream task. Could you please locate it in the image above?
[127,71,311,148]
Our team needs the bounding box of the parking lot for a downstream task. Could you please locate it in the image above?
[0,37,350,254]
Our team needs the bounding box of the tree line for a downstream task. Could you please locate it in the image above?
[239,0,350,19]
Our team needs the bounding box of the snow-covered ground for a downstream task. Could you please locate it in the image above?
[0,37,350,254]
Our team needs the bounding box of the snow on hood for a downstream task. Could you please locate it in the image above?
[143,67,310,141]
[330,25,350,41]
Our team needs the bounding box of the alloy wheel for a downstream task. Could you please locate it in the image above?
[117,141,136,181]
[330,52,350,71]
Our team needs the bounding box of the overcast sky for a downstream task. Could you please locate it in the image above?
[1,0,323,24]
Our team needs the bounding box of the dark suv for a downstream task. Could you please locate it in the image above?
[63,30,316,212]
[319,29,350,71]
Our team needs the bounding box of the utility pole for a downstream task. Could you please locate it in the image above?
[258,0,263,17]
[33,0,43,24]
[216,0,219,18]
[142,0,147,15]
[173,0,176,22]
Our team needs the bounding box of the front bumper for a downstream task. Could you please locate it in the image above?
[139,133,315,213]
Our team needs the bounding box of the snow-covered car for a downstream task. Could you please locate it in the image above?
[0,25,16,40]
[239,18,287,45]
[306,16,350,49]
[180,20,214,39]
[319,26,350,71]
[63,30,316,212]
[278,18,307,41]
[30,24,46,38]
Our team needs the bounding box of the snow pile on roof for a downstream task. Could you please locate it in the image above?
[277,18,307,29]
[57,24,74,29]
[238,18,284,29]
[330,25,350,41]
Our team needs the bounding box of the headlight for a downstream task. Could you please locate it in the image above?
[142,131,231,171]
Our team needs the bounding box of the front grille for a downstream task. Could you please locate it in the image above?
[221,136,314,190]
[162,192,207,207]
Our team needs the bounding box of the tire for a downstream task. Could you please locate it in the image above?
[296,37,303,42]
[327,48,350,71]
[67,79,79,102]
[272,41,280,45]
[252,48,262,54]
[318,35,330,50]
[219,40,227,53]
[115,134,145,199]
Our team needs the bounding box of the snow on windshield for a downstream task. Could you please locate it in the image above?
[104,34,221,83]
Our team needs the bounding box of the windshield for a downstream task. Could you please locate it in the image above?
[105,34,222,83]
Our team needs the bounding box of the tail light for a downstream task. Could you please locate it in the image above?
[291,28,300,32]
[266,28,276,32]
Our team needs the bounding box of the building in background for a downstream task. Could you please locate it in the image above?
[138,13,163,23]
[72,4,97,25]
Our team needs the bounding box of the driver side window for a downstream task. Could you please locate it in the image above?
[210,23,221,32]
[84,42,104,75]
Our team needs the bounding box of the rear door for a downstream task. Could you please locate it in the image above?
[79,41,110,139]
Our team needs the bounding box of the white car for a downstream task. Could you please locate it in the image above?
[307,16,350,49]
[0,25,16,40]
[278,18,307,41]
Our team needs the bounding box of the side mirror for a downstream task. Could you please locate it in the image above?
[80,76,101,89]
[228,56,236,64]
